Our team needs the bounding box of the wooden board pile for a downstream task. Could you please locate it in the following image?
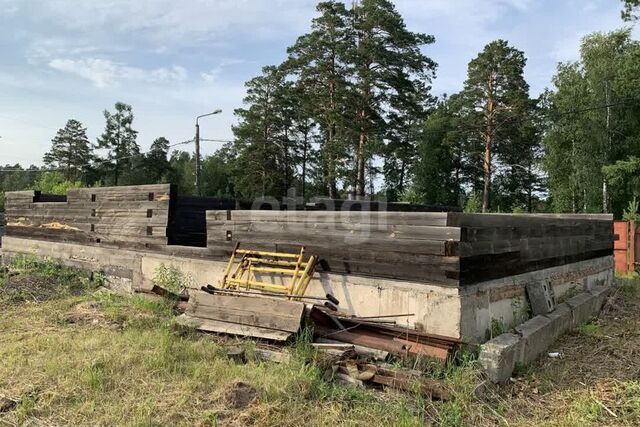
[5,184,171,250]
[176,290,306,341]
[319,346,452,400]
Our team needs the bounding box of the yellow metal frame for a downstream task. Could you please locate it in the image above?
[220,243,317,298]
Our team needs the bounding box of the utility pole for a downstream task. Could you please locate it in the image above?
[195,109,222,195]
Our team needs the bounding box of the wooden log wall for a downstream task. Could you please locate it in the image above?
[449,213,614,285]
[206,210,461,286]
[5,184,172,250]
[206,211,614,286]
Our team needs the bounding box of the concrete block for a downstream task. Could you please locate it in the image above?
[542,303,572,342]
[565,292,598,327]
[478,333,522,383]
[515,315,554,365]
[526,279,556,315]
[589,285,612,312]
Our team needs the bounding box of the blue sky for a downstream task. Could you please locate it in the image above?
[0,0,636,166]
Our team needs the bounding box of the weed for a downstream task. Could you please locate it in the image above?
[14,394,38,423]
[578,322,603,338]
[153,264,194,294]
[488,317,506,340]
[438,401,464,426]
[86,361,107,391]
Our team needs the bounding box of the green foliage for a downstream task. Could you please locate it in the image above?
[623,197,640,221]
[1,255,98,305]
[622,0,640,21]
[96,102,140,186]
[43,119,93,181]
[152,264,194,294]
[31,171,82,195]
[578,322,603,338]
[488,317,506,340]
[464,193,483,213]
[544,29,640,216]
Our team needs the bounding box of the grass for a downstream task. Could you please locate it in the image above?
[1,258,640,426]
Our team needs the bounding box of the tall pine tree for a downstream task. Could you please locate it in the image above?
[96,102,139,186]
[285,1,354,198]
[43,119,92,181]
[457,40,532,212]
[350,0,436,198]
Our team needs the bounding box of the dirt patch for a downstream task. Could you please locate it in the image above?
[62,301,117,329]
[1,275,65,304]
[497,283,640,424]
[0,396,18,413]
[224,382,257,409]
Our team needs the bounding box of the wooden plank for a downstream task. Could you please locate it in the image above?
[447,212,612,228]
[176,314,293,341]
[185,292,304,335]
[209,220,461,242]
[207,210,450,227]
[209,233,451,256]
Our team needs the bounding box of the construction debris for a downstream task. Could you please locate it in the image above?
[322,348,452,400]
[176,290,305,341]
[310,307,460,361]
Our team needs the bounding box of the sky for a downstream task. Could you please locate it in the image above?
[0,0,637,166]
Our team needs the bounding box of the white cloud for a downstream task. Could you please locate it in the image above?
[48,58,187,88]
[201,59,246,83]
[22,0,316,46]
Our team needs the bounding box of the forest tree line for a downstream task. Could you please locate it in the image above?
[1,0,639,218]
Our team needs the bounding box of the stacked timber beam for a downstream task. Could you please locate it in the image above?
[5,184,171,250]
[451,213,614,284]
[206,210,461,285]
[206,211,613,286]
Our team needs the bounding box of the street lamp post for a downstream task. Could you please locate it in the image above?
[195,109,222,195]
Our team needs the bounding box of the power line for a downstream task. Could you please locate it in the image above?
[0,138,195,173]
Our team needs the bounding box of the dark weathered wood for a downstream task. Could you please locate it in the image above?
[208,210,450,227]
[209,220,461,242]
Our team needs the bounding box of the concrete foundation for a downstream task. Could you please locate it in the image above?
[480,285,612,382]
[1,236,614,344]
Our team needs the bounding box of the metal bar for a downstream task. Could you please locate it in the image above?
[244,257,308,267]
[205,286,336,302]
[249,266,303,275]
[226,277,289,293]
[236,249,299,258]
[352,313,415,319]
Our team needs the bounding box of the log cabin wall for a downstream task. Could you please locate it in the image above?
[206,210,462,286]
[449,213,614,285]
[206,210,614,287]
[5,184,172,250]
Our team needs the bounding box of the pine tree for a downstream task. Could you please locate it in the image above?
[350,0,436,198]
[144,137,171,184]
[96,102,139,185]
[232,66,292,198]
[622,0,640,21]
[43,119,92,181]
[285,1,354,198]
[457,40,532,212]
